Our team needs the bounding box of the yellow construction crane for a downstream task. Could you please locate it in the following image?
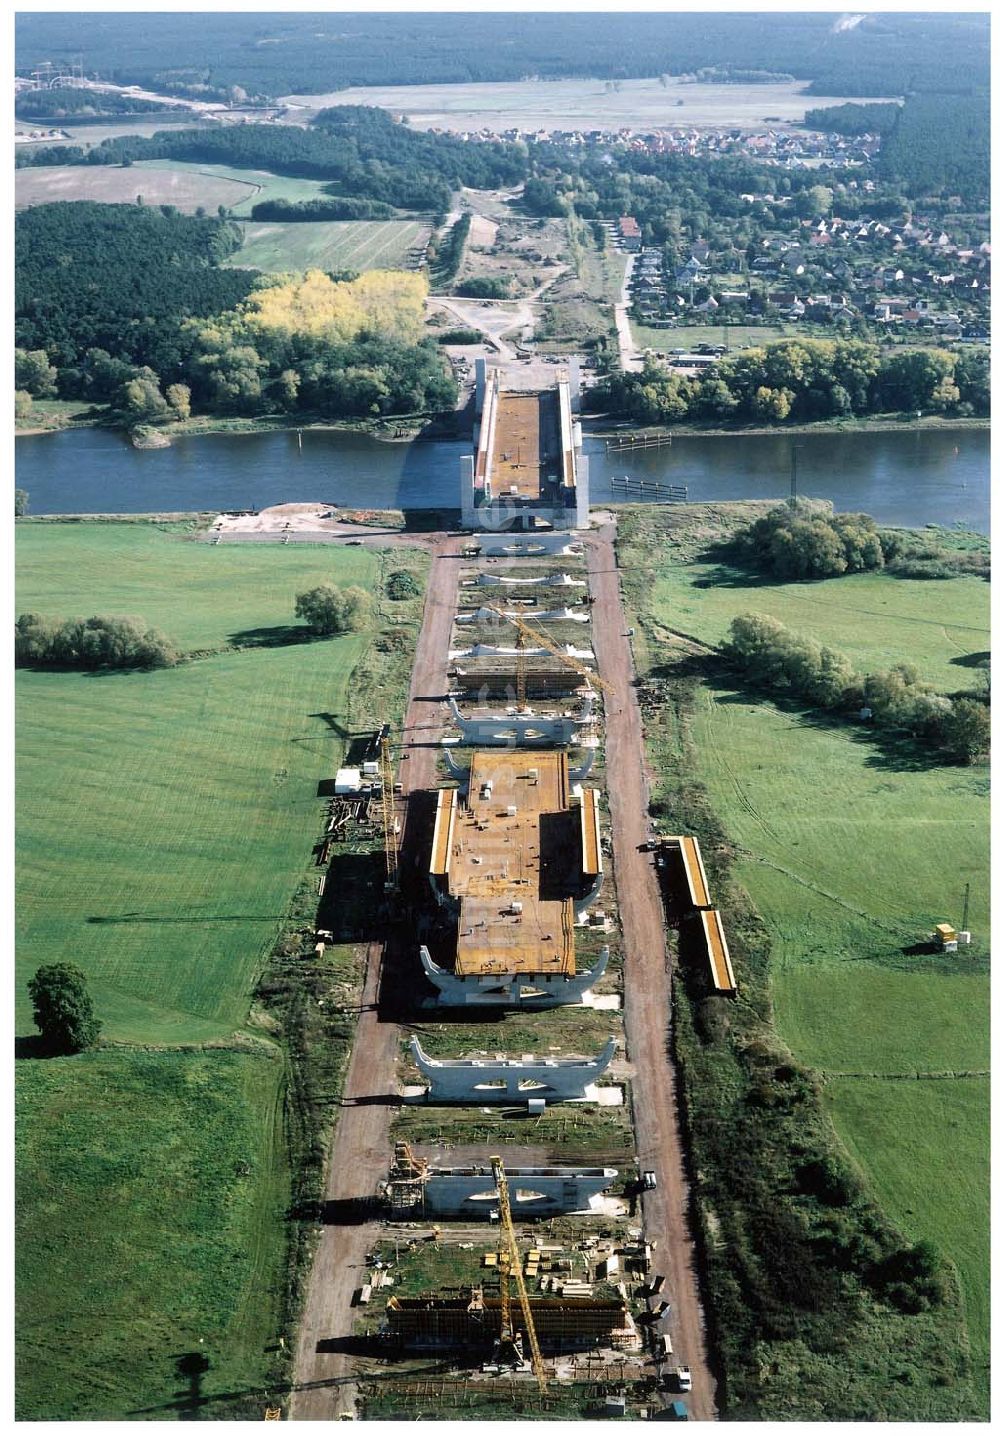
[490,1155,547,1393]
[485,607,614,711]
[378,723,399,892]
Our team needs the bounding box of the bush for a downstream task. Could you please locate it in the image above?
[294,583,370,634]
[435,328,480,345]
[454,275,510,299]
[14,612,179,669]
[731,503,884,580]
[385,569,421,600]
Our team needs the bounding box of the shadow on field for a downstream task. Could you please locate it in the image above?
[228,624,326,648]
[14,1034,59,1060]
[306,710,352,741]
[696,659,961,775]
[87,911,284,924]
[950,650,990,668]
[174,1352,211,1421]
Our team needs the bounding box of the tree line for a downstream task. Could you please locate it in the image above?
[15,612,180,670]
[588,339,990,426]
[16,85,185,119]
[723,611,989,764]
[249,196,397,222]
[803,102,902,136]
[878,93,990,207]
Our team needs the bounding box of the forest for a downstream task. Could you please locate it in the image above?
[878,94,991,207]
[15,11,989,103]
[15,202,254,371]
[803,102,902,136]
[15,205,456,424]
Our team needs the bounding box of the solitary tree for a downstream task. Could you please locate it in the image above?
[294,583,370,635]
[27,963,101,1054]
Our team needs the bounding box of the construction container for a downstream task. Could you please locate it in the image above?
[527,1097,546,1116]
[334,767,362,795]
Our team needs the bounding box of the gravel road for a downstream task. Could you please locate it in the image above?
[291,535,463,1419]
[585,524,717,1419]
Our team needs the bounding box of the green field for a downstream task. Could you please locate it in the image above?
[16,524,383,1042]
[826,1077,990,1386]
[140,159,333,214]
[225,217,429,273]
[644,544,989,691]
[620,504,990,1412]
[15,520,422,1418]
[16,1047,289,1420]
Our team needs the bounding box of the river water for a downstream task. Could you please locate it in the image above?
[15,424,991,531]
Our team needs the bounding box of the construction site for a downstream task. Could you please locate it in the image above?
[290,368,722,1422]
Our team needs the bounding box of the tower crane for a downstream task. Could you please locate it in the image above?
[378,723,399,892]
[484,607,614,712]
[490,1155,547,1393]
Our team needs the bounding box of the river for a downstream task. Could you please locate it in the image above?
[15,424,990,531]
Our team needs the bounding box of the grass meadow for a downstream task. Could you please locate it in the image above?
[16,524,381,1041]
[226,218,429,274]
[640,539,989,691]
[16,520,424,1417]
[618,504,989,1412]
[826,1076,989,1387]
[16,1048,289,1419]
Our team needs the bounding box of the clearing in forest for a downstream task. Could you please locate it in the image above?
[225,217,429,273]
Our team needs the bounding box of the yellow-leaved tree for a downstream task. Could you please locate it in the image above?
[244,269,428,345]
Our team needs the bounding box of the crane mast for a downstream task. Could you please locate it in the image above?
[378,723,399,892]
[485,607,615,709]
[490,1155,547,1393]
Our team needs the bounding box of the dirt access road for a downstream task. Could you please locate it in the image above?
[290,534,464,1420]
[585,523,717,1420]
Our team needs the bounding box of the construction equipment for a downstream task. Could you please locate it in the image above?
[485,607,614,711]
[490,1155,547,1392]
[264,1408,282,1421]
[378,723,399,892]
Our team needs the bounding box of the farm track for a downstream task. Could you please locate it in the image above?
[585,525,716,1420]
[290,534,461,1419]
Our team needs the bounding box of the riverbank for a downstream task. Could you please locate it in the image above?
[586,413,991,440]
[16,406,468,445]
[18,402,988,446]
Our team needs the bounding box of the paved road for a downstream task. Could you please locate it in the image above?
[585,524,717,1420]
[291,535,463,1419]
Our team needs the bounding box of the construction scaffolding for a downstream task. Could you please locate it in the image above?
[385,1293,637,1351]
